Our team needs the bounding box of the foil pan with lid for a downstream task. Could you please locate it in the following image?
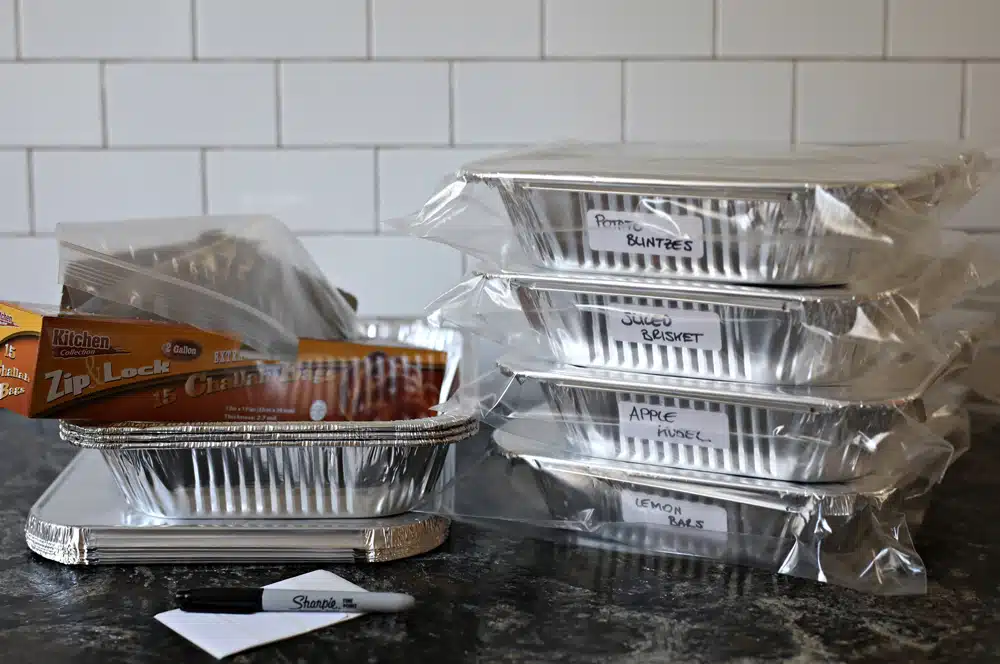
[471,262,983,384]
[456,143,990,285]
[25,451,450,565]
[487,421,951,594]
[490,348,961,482]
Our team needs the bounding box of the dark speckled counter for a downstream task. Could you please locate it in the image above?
[2,412,1000,663]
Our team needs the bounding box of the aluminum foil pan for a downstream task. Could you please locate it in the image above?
[59,421,474,519]
[464,143,988,285]
[491,424,945,580]
[25,451,450,565]
[59,411,479,445]
[496,267,967,384]
[496,351,960,482]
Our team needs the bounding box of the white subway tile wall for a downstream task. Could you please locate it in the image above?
[106,64,276,146]
[454,62,621,144]
[544,0,713,57]
[373,0,540,58]
[196,0,367,58]
[0,1,16,58]
[796,63,963,142]
[0,0,998,313]
[280,62,450,145]
[206,149,376,232]
[716,0,884,57]
[20,0,192,59]
[0,151,29,233]
[626,62,793,142]
[32,150,203,231]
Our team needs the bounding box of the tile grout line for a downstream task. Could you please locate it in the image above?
[0,142,530,151]
[620,60,627,141]
[959,61,969,138]
[8,55,1000,64]
[199,149,209,214]
[25,148,35,234]
[12,0,22,58]
[365,0,373,58]
[448,62,455,146]
[882,0,889,58]
[274,62,283,146]
[789,61,798,144]
[538,0,546,58]
[712,0,719,58]
[190,0,198,59]
[98,62,109,148]
[373,147,381,233]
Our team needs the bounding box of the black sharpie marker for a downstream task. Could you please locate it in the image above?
[176,588,415,614]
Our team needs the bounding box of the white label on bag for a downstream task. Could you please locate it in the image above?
[605,306,722,351]
[618,401,730,449]
[621,490,729,534]
[586,209,705,259]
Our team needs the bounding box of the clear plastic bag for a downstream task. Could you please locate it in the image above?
[57,215,361,359]
[387,142,996,287]
[436,335,968,484]
[426,235,999,386]
[417,408,963,595]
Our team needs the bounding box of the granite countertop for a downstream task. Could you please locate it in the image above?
[2,413,1000,663]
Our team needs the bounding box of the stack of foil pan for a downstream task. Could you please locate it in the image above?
[37,318,476,564]
[59,413,478,520]
[428,144,988,588]
[26,451,451,565]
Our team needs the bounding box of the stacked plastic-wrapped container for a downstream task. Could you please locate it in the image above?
[398,143,999,594]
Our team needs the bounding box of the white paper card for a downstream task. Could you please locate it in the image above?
[586,209,705,259]
[155,570,365,659]
[620,490,729,535]
[605,306,722,351]
[617,401,730,449]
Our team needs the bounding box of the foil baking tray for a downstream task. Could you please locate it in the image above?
[59,417,477,520]
[490,423,946,593]
[25,451,449,565]
[461,143,989,285]
[490,266,973,384]
[493,351,960,482]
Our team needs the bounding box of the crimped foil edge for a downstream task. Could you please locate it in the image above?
[61,410,476,436]
[62,423,478,449]
[59,419,478,445]
[356,515,451,562]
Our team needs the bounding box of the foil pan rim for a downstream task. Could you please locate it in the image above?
[60,411,476,437]
[59,419,478,443]
[459,143,987,191]
[61,423,478,449]
[497,353,958,412]
[24,512,452,566]
[60,409,476,434]
[492,426,917,506]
